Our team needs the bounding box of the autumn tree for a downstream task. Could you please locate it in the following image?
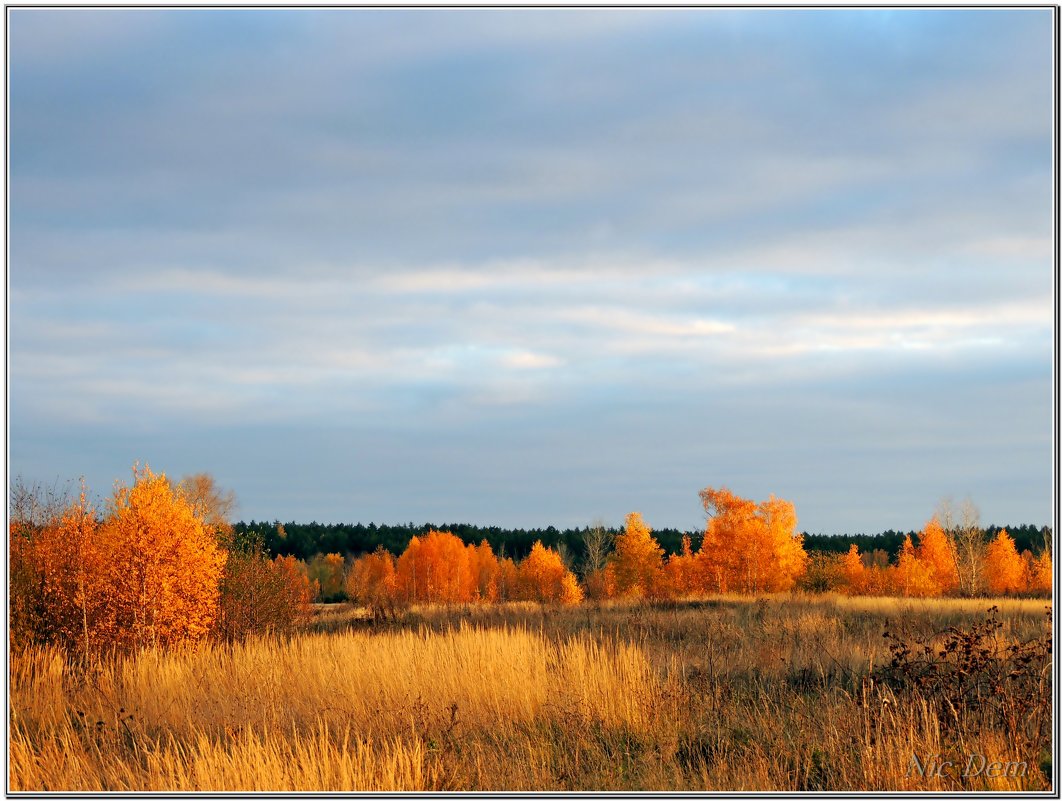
[839,544,866,595]
[606,512,667,599]
[696,488,755,593]
[495,556,521,602]
[11,468,229,651]
[799,552,844,593]
[11,486,105,654]
[9,521,39,649]
[178,473,237,546]
[9,476,75,649]
[936,497,985,596]
[394,530,474,605]
[273,555,315,619]
[1028,549,1052,596]
[664,535,698,596]
[892,535,937,597]
[983,529,1025,595]
[93,465,227,649]
[757,494,808,592]
[347,547,402,620]
[697,488,808,594]
[861,564,893,596]
[308,552,347,602]
[467,540,500,603]
[916,517,959,595]
[517,541,583,605]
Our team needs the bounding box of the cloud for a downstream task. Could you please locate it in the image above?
[8,8,1053,532]
[499,350,563,370]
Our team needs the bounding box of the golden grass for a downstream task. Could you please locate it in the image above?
[10,594,1052,791]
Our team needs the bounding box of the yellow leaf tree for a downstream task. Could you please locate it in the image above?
[892,535,936,597]
[757,495,808,592]
[347,547,401,620]
[95,466,227,648]
[606,512,667,599]
[983,530,1026,595]
[915,517,959,596]
[664,535,698,596]
[495,556,521,602]
[395,530,474,604]
[518,541,583,605]
[1028,549,1052,596]
[177,472,237,546]
[697,488,807,594]
[18,487,104,652]
[839,544,866,595]
[467,540,500,602]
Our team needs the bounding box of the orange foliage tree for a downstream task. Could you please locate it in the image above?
[697,488,808,594]
[892,535,937,597]
[495,556,521,602]
[517,541,583,605]
[92,466,227,649]
[10,466,322,651]
[664,535,698,596]
[839,544,866,595]
[606,512,667,599]
[468,540,501,602]
[395,530,474,604]
[177,473,237,546]
[983,530,1026,595]
[1028,549,1052,596]
[347,547,402,620]
[915,518,959,595]
[12,487,105,653]
[273,555,315,616]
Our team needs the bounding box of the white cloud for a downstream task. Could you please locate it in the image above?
[499,350,562,370]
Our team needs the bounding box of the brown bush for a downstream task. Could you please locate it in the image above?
[215,550,314,640]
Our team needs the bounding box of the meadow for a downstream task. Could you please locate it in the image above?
[9,594,1052,792]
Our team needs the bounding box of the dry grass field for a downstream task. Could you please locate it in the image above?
[9,594,1052,792]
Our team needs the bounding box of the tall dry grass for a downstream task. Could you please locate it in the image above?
[9,594,1052,791]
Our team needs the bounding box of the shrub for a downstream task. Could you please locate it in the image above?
[873,605,1051,757]
[215,549,314,640]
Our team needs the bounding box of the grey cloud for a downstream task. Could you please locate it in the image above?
[9,9,1053,533]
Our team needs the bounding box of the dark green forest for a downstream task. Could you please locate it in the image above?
[232,519,1052,564]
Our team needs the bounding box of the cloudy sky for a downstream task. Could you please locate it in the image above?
[8,8,1054,534]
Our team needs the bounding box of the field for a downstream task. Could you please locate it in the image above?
[9,594,1052,792]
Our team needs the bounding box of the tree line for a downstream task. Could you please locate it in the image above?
[233,518,1051,566]
[9,468,1052,656]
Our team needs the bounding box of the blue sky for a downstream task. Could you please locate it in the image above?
[8,8,1054,534]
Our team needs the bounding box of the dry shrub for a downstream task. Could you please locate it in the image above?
[873,605,1051,757]
[215,550,313,641]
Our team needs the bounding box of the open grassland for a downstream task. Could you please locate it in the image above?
[10,594,1052,792]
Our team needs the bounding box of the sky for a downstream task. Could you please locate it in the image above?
[7,8,1055,535]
